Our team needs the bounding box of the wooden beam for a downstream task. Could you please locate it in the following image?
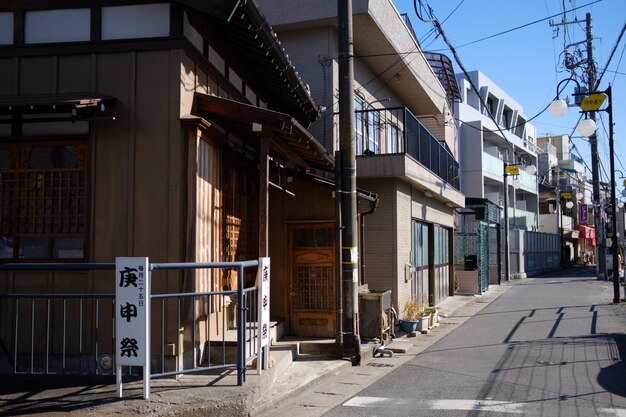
[259,135,269,257]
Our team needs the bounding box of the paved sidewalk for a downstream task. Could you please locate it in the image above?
[0,275,539,417]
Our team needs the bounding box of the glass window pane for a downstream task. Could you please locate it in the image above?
[0,148,9,169]
[28,145,78,169]
[53,237,84,258]
[19,237,48,258]
[0,236,13,258]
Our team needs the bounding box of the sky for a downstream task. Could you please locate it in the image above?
[393,0,626,192]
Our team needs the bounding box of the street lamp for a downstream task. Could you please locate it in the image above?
[503,154,536,281]
[550,82,619,303]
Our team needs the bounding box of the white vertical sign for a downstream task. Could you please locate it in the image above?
[115,257,150,399]
[257,257,270,371]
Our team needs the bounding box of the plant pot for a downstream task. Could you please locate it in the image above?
[425,308,440,328]
[400,316,429,332]
[400,319,418,332]
[416,316,429,331]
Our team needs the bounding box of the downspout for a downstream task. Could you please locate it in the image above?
[335,151,343,359]
[359,197,379,285]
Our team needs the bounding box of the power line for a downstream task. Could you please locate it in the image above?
[426,0,603,51]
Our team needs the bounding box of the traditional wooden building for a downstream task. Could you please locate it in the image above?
[0,0,346,374]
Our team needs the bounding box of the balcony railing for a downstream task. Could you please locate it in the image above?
[482,152,537,192]
[337,106,460,190]
[507,207,537,229]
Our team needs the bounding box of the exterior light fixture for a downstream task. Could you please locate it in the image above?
[565,201,574,209]
[551,78,619,301]
[550,77,598,138]
[576,118,597,137]
[549,99,568,117]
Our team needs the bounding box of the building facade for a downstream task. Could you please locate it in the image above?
[537,135,595,264]
[0,0,342,374]
[455,70,540,279]
[257,0,464,324]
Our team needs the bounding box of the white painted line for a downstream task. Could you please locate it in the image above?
[426,400,525,413]
[344,398,626,416]
[343,397,522,413]
[599,409,626,417]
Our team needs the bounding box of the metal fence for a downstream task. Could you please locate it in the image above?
[0,260,261,386]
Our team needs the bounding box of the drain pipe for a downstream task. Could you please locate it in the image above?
[359,195,379,285]
[335,151,344,359]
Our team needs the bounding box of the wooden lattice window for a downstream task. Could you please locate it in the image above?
[0,141,87,261]
[222,162,258,288]
[292,265,333,310]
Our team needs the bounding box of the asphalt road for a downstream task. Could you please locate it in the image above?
[256,269,626,417]
[322,268,626,417]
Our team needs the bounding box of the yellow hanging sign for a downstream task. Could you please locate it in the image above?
[580,93,607,111]
[505,165,520,176]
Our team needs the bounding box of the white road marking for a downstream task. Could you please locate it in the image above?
[343,397,626,415]
[343,397,525,413]
[599,409,626,417]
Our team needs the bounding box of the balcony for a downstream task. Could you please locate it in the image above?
[508,207,537,229]
[482,152,537,192]
[336,107,460,190]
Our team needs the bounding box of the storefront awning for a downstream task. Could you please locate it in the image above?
[194,93,334,171]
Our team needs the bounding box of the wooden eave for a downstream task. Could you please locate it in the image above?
[194,93,333,172]
[179,0,321,126]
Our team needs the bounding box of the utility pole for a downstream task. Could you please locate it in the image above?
[585,12,606,280]
[338,0,361,365]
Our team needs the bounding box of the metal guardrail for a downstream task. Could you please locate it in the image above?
[0,260,261,386]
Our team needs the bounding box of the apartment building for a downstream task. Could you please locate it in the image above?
[258,0,464,331]
[537,134,595,264]
[456,70,542,279]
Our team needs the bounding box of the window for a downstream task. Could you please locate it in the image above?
[434,225,449,266]
[354,96,365,155]
[0,13,13,45]
[101,3,170,40]
[25,9,90,44]
[386,123,401,154]
[501,107,511,129]
[411,220,429,268]
[0,141,87,261]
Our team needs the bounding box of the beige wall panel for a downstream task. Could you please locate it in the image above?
[268,187,287,322]
[357,179,398,299]
[57,55,92,93]
[196,67,209,94]
[93,53,132,262]
[180,52,196,116]
[133,51,174,265]
[269,26,337,152]
[19,56,54,94]
[0,58,16,94]
[411,190,455,228]
[280,178,334,220]
[396,181,413,305]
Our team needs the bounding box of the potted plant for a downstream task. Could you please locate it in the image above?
[425,306,442,328]
[400,298,429,332]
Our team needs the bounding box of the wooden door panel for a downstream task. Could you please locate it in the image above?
[289,224,336,337]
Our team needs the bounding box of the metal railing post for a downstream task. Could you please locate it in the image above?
[237,264,245,386]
